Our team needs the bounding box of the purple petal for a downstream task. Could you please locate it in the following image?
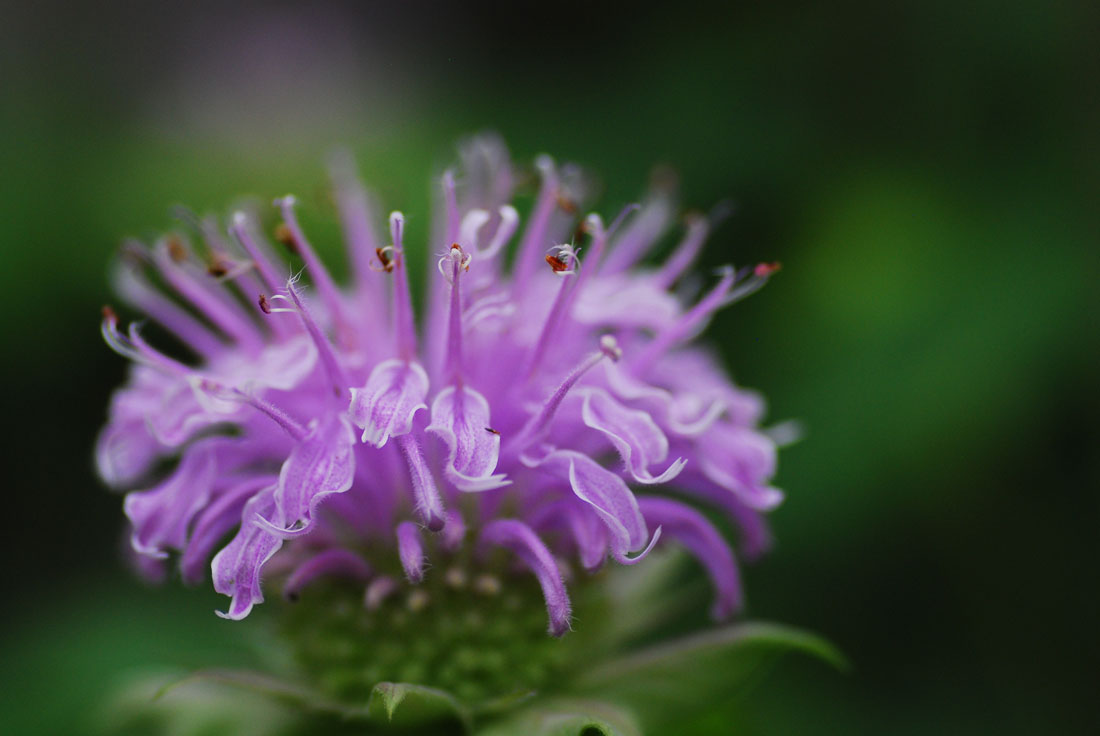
[697,423,783,511]
[480,519,571,637]
[211,488,284,620]
[349,359,429,448]
[396,433,446,532]
[426,386,510,492]
[637,496,743,619]
[441,508,466,552]
[396,521,426,583]
[579,388,686,484]
[283,548,371,601]
[526,449,654,564]
[257,415,356,537]
[667,465,774,561]
[96,420,162,489]
[601,362,727,438]
[123,442,218,559]
[566,502,609,571]
[181,475,275,585]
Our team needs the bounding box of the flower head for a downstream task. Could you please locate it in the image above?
[98,135,785,637]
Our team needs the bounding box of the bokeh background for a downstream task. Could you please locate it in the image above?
[2,1,1096,734]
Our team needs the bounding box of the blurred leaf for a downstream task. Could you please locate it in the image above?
[367,681,472,730]
[571,623,846,730]
[477,699,642,736]
[97,670,302,736]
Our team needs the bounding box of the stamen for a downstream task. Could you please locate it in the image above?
[524,242,585,377]
[396,433,446,532]
[631,267,737,374]
[514,335,622,449]
[719,261,780,305]
[512,155,559,293]
[523,206,635,378]
[230,211,288,294]
[285,279,350,397]
[651,211,710,289]
[274,196,348,333]
[388,212,418,361]
[600,183,675,274]
[100,309,191,375]
[442,170,460,244]
[328,149,382,288]
[113,262,226,358]
[439,244,469,383]
[151,236,264,351]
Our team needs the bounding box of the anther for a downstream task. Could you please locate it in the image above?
[165,235,188,263]
[485,427,501,435]
[555,191,578,214]
[374,246,394,273]
[257,294,271,314]
[546,253,570,272]
[754,261,782,277]
[101,305,117,322]
[206,257,230,278]
[599,334,623,362]
[273,223,298,253]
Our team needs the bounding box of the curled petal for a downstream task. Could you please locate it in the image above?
[637,497,743,619]
[697,423,783,511]
[396,521,426,583]
[601,362,727,438]
[426,386,510,492]
[96,420,162,489]
[182,475,275,585]
[123,442,218,558]
[349,359,429,448]
[480,519,571,637]
[211,488,284,620]
[579,388,686,484]
[256,415,357,537]
[566,502,609,572]
[284,548,371,601]
[525,450,655,565]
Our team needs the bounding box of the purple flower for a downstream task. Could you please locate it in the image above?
[97,135,786,634]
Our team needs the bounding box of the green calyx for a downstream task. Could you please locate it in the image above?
[279,571,601,708]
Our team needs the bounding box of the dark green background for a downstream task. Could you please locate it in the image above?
[2,1,1096,734]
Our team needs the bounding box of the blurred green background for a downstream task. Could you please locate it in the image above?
[2,1,1096,734]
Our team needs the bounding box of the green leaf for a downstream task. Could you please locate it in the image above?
[476,698,642,736]
[367,681,472,730]
[571,622,846,729]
